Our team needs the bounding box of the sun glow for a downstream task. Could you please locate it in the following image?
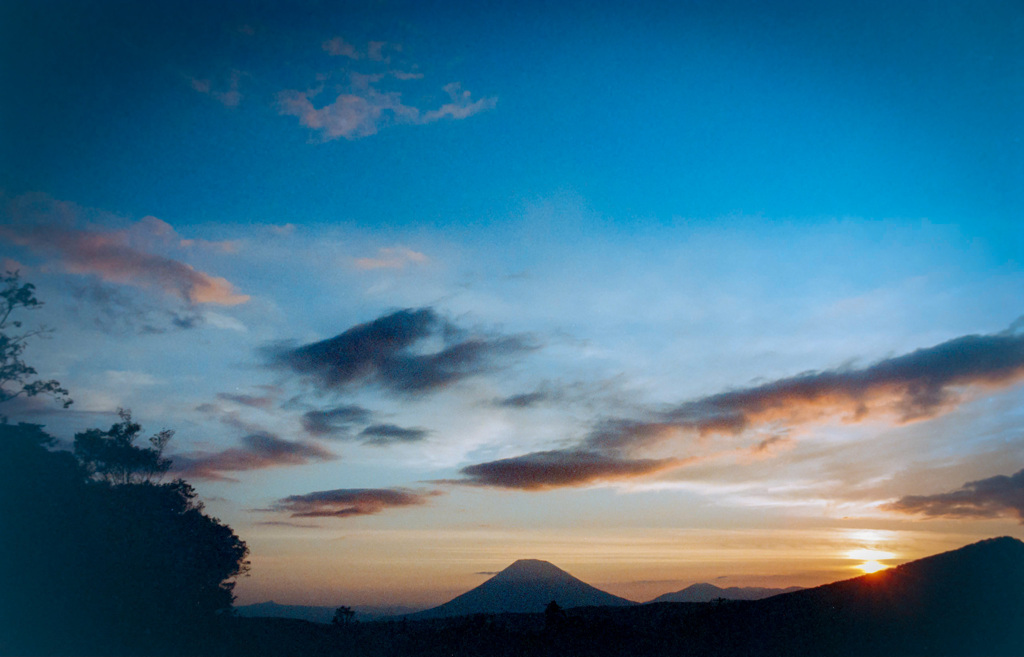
[857,560,890,574]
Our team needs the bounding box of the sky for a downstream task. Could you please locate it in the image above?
[1,0,1022,608]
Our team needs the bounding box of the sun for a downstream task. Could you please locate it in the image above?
[846,547,895,574]
[857,560,890,574]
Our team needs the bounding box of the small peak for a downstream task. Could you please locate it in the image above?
[497,559,572,580]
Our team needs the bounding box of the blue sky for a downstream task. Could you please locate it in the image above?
[1,0,1022,606]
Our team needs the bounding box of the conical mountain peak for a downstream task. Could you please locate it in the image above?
[408,558,635,619]
[496,559,573,580]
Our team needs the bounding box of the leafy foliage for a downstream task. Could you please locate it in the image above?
[0,271,71,409]
[74,408,173,484]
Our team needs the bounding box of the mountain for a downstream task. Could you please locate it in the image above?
[407,559,636,619]
[648,582,802,603]
[660,535,1024,656]
[234,600,421,623]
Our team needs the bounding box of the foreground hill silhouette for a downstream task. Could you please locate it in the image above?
[208,536,1024,657]
[647,582,802,603]
[407,559,635,619]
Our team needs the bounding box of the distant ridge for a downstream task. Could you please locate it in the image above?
[648,582,802,603]
[407,559,635,619]
[234,600,421,623]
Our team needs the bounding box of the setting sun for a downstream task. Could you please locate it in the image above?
[858,561,890,574]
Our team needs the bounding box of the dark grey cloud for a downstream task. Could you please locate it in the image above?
[67,278,204,335]
[301,404,374,436]
[270,487,441,518]
[887,469,1024,523]
[455,449,681,491]
[268,308,534,395]
[217,392,276,409]
[172,433,336,481]
[359,424,429,446]
[493,391,551,409]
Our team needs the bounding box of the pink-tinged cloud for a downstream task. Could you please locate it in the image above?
[586,323,1024,454]
[1,224,248,306]
[278,81,495,141]
[353,247,429,270]
[173,434,336,482]
[421,82,498,122]
[323,37,362,59]
[271,487,441,517]
[887,469,1024,523]
[456,449,683,491]
[455,322,1024,491]
[190,70,243,107]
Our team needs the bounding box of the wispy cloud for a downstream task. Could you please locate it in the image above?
[455,450,683,491]
[268,307,534,395]
[301,404,374,437]
[1,204,248,306]
[279,37,495,141]
[353,247,429,270]
[173,433,337,482]
[190,69,243,107]
[359,424,429,446]
[887,469,1024,523]
[454,323,1024,491]
[270,487,441,518]
[586,322,1024,454]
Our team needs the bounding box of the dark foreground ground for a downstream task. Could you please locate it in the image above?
[11,537,1024,656]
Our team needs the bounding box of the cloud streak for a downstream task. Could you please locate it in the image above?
[887,469,1024,523]
[587,324,1024,453]
[456,450,683,491]
[270,487,441,518]
[173,434,336,481]
[359,424,429,446]
[1,222,248,306]
[301,405,374,436]
[453,323,1024,491]
[269,307,534,395]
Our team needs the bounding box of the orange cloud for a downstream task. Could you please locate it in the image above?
[1,223,248,306]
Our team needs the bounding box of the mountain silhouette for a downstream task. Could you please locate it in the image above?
[663,536,1024,656]
[647,582,802,603]
[407,559,635,619]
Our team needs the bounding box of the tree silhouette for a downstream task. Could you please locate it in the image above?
[333,605,356,626]
[74,408,173,484]
[0,275,248,654]
[0,271,71,410]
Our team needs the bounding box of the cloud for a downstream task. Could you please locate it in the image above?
[453,322,1024,491]
[190,69,243,107]
[586,323,1024,453]
[66,278,205,335]
[217,392,276,409]
[886,469,1024,523]
[173,433,337,482]
[278,43,495,141]
[1,221,248,306]
[493,391,552,409]
[353,247,429,270]
[278,87,415,140]
[323,37,362,59]
[270,487,441,518]
[301,405,374,436]
[268,307,534,395]
[359,424,429,446]
[420,82,498,122]
[456,449,682,491]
